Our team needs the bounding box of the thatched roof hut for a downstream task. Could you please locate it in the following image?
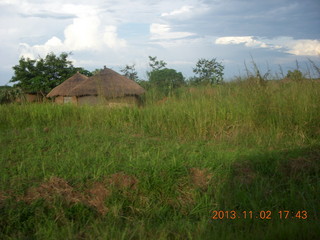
[71,67,145,97]
[46,72,88,104]
[47,67,145,106]
[47,72,88,98]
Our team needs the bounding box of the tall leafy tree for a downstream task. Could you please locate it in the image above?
[120,64,139,82]
[148,56,167,71]
[10,52,90,95]
[192,58,224,85]
[149,68,185,94]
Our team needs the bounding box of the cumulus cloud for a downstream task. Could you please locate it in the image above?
[19,37,65,59]
[215,36,269,48]
[103,25,127,49]
[19,14,127,59]
[286,39,320,56]
[215,36,320,56]
[63,15,102,51]
[150,23,195,40]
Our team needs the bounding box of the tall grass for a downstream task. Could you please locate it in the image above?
[0,79,319,239]
[1,80,319,145]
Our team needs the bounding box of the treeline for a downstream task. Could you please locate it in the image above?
[1,52,320,104]
[120,56,224,95]
[0,52,225,103]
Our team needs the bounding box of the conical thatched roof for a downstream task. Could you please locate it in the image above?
[47,72,88,97]
[69,67,145,97]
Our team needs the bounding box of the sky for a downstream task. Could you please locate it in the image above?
[0,0,320,85]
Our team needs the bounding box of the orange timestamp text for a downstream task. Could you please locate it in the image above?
[211,210,308,220]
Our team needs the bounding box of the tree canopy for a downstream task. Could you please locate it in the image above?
[149,68,185,94]
[10,52,91,95]
[192,58,224,85]
[120,64,139,82]
[148,56,167,72]
[286,69,304,81]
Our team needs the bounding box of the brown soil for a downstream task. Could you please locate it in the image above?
[189,168,213,191]
[107,172,138,190]
[20,176,83,204]
[85,182,111,215]
[17,172,138,215]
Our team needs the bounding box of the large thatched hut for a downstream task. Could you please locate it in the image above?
[47,67,145,106]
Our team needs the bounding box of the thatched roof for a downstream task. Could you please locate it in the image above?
[69,67,145,97]
[47,72,88,97]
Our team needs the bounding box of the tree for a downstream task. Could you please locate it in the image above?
[149,68,185,94]
[0,86,24,104]
[192,58,224,85]
[286,69,304,81]
[120,64,139,82]
[148,56,167,71]
[10,52,90,95]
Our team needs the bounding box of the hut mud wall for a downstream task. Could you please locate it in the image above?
[54,96,78,104]
[77,95,140,106]
[15,94,43,103]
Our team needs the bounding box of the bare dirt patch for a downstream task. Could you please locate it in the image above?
[85,182,111,215]
[20,176,84,204]
[189,168,213,191]
[107,172,138,190]
[16,172,138,215]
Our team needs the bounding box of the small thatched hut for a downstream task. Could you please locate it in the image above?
[47,67,145,106]
[47,72,89,104]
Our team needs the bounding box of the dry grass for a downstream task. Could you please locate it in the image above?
[20,177,82,204]
[107,172,138,190]
[86,182,111,215]
[16,173,138,215]
[189,168,213,191]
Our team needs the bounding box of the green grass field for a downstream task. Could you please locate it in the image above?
[0,80,320,239]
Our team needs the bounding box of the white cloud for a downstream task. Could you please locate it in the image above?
[161,5,193,17]
[64,15,101,51]
[19,14,127,59]
[286,39,320,56]
[160,3,210,20]
[19,37,65,59]
[215,36,269,48]
[215,36,320,56]
[150,23,195,40]
[103,25,127,49]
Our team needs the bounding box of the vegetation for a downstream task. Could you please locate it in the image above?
[10,52,92,96]
[191,58,224,85]
[286,69,304,81]
[148,56,167,72]
[120,64,139,82]
[0,77,319,239]
[0,86,24,104]
[149,68,185,95]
